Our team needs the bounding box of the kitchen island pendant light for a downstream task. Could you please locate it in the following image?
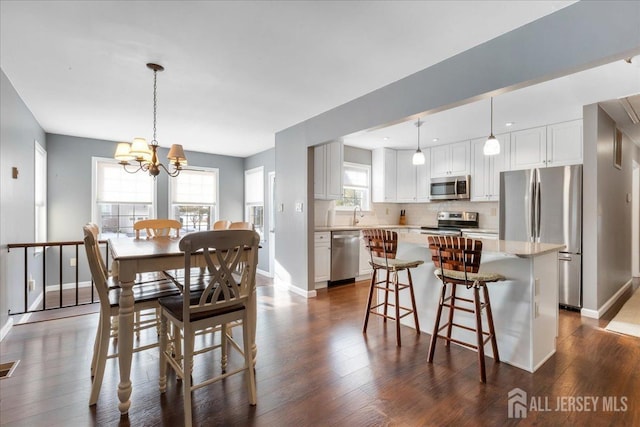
[412,119,425,165]
[483,97,500,156]
[114,63,187,177]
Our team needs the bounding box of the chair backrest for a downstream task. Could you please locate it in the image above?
[213,220,231,230]
[134,219,182,239]
[362,229,398,268]
[82,223,110,309]
[228,221,253,230]
[179,229,260,319]
[427,236,482,273]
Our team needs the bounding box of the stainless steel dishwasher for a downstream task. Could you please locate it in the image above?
[330,230,360,283]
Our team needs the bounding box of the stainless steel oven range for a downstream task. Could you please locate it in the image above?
[419,211,479,236]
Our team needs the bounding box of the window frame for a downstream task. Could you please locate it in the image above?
[244,166,264,241]
[34,140,47,252]
[168,166,220,233]
[335,162,371,211]
[91,156,157,237]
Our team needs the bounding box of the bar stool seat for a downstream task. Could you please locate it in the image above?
[362,228,423,347]
[427,236,505,383]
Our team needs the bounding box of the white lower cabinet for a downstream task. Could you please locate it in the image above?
[314,232,331,286]
[358,231,373,277]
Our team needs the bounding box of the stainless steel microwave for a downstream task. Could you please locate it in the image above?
[430,175,470,200]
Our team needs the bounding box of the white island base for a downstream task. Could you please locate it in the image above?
[393,235,564,373]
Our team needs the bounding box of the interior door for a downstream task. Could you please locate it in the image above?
[268,171,276,278]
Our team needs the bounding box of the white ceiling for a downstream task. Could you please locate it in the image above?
[0,0,601,158]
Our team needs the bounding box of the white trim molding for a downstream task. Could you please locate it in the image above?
[581,279,632,319]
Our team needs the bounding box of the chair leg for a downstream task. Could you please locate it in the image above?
[183,328,194,427]
[243,312,257,405]
[474,285,486,383]
[482,284,500,363]
[363,269,377,334]
[221,323,228,372]
[406,269,420,335]
[427,283,447,363]
[394,272,401,347]
[90,312,103,377]
[89,314,111,406]
[445,284,457,347]
[383,271,391,323]
[159,314,168,393]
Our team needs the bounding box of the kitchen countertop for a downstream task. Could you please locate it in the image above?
[399,232,565,257]
[314,224,429,232]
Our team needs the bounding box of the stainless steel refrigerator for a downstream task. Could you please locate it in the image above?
[499,165,582,308]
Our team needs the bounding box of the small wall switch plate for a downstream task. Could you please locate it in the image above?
[535,278,540,296]
[70,257,77,267]
[28,279,35,291]
[295,202,303,213]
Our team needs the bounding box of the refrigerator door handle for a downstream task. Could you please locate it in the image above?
[527,170,535,242]
[535,177,541,242]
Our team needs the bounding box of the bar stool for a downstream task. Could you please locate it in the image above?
[426,236,505,383]
[362,228,423,346]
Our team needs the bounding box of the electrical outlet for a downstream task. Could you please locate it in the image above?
[70,257,77,267]
[534,302,540,318]
[534,278,540,296]
[295,202,303,213]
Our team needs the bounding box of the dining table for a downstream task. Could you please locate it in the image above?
[108,235,258,416]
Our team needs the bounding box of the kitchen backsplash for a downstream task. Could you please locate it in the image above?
[315,199,499,230]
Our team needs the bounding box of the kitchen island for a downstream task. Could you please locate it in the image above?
[393,233,565,373]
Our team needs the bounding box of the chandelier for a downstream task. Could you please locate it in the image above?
[114,63,187,177]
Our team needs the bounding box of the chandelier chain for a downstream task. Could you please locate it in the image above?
[152,69,158,144]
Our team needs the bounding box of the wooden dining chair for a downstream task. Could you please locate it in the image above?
[83,223,180,406]
[158,229,259,426]
[426,236,505,383]
[229,221,253,230]
[134,218,182,239]
[213,219,231,230]
[361,228,423,346]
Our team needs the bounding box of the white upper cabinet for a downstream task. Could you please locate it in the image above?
[430,141,470,178]
[372,148,397,203]
[510,120,582,170]
[546,119,583,167]
[470,133,510,202]
[396,149,431,203]
[510,126,547,170]
[314,141,344,200]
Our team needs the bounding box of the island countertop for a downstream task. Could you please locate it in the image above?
[398,232,565,258]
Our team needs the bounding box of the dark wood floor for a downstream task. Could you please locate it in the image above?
[1,279,639,426]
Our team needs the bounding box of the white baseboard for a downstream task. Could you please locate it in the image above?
[45,280,92,292]
[581,279,632,319]
[257,268,272,278]
[0,317,13,342]
[275,278,317,298]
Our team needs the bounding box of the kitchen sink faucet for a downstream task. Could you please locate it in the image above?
[353,206,364,226]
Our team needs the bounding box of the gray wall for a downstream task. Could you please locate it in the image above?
[274,1,640,294]
[1,69,46,330]
[244,148,275,273]
[344,145,371,165]
[47,133,245,241]
[582,105,636,311]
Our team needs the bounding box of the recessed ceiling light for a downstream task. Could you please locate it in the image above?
[505,122,515,127]
[432,138,439,142]
[383,136,390,141]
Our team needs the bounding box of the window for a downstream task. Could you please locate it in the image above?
[169,168,219,234]
[335,162,370,210]
[92,158,155,238]
[245,167,264,240]
[35,141,46,249]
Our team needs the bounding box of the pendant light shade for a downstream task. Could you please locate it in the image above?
[483,97,500,156]
[412,119,425,165]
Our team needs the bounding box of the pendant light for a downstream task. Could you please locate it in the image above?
[115,63,187,177]
[412,119,425,165]
[483,97,500,156]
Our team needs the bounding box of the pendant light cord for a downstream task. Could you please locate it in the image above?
[152,69,158,145]
[490,97,494,136]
